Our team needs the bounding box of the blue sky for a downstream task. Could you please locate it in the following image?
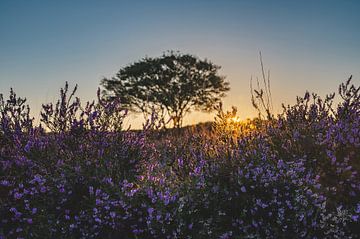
[1,0,359,128]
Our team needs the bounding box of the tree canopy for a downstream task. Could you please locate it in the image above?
[101,51,230,128]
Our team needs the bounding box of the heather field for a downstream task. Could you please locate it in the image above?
[0,78,359,238]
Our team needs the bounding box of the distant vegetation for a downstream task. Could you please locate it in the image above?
[0,74,359,238]
[101,51,230,128]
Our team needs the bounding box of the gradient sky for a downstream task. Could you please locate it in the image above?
[1,0,359,128]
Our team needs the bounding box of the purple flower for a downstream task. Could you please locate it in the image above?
[147,207,154,216]
[240,186,246,193]
[277,160,285,168]
[94,217,102,223]
[15,211,22,218]
[24,142,31,152]
[31,208,37,214]
[194,166,201,174]
[355,204,360,214]
[40,186,46,193]
[0,180,10,186]
[177,157,184,167]
[220,231,233,239]
[132,229,142,235]
[14,192,22,200]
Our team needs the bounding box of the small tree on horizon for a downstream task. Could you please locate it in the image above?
[101,51,230,128]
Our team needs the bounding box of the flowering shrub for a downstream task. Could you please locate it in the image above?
[1,78,359,238]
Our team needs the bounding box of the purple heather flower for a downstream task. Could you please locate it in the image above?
[194,166,201,174]
[14,192,22,200]
[132,229,142,235]
[0,180,10,186]
[24,142,31,152]
[177,157,184,167]
[220,231,233,239]
[10,207,17,213]
[356,204,360,214]
[40,186,46,193]
[240,186,246,193]
[188,223,193,230]
[147,207,154,216]
[31,208,37,214]
[277,160,285,168]
[15,211,22,218]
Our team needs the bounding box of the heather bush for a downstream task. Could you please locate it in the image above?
[0,83,147,238]
[1,78,359,238]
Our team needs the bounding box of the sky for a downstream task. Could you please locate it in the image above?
[1,0,359,128]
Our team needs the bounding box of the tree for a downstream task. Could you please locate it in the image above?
[101,51,230,128]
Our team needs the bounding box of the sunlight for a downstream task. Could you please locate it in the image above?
[228,116,242,123]
[220,115,257,138]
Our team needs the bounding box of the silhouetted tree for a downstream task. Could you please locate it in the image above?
[101,51,230,128]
